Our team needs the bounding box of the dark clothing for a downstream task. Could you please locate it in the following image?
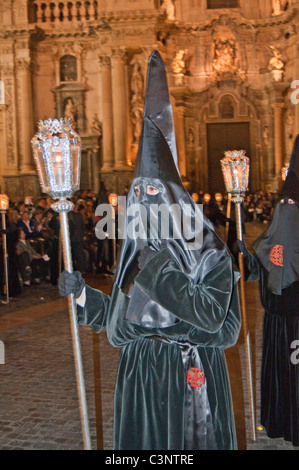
[68,211,87,272]
[77,250,240,450]
[242,246,299,446]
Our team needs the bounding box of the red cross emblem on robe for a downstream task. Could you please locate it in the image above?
[187,368,205,388]
[270,244,284,267]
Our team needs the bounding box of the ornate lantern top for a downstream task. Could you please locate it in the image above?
[221,149,250,201]
[31,118,81,200]
[0,194,9,211]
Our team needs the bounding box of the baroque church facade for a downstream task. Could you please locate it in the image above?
[0,0,298,200]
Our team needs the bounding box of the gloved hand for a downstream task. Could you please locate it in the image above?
[236,239,247,253]
[137,246,157,270]
[58,270,86,299]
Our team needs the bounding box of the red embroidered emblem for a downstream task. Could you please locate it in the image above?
[270,244,284,267]
[187,368,205,388]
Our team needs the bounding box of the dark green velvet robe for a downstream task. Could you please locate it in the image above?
[77,248,241,450]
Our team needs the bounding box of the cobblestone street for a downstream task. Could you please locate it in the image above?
[0,222,298,451]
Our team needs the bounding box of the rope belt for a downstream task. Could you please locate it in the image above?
[148,335,218,450]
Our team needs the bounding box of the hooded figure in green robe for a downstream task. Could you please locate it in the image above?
[59,50,241,450]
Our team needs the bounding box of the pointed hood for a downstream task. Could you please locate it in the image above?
[114,50,234,328]
[133,50,181,185]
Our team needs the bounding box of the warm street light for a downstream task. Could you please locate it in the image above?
[221,149,256,442]
[31,118,92,450]
[281,163,289,181]
[0,193,9,304]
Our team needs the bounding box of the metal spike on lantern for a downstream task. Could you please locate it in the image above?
[31,118,92,450]
[221,149,256,442]
[0,194,10,304]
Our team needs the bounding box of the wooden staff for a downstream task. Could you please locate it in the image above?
[235,200,256,442]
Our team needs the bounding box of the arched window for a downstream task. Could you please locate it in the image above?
[60,55,77,82]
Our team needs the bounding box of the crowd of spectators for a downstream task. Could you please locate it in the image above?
[0,185,280,301]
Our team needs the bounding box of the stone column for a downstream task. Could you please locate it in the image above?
[293,44,299,141]
[273,102,285,177]
[111,48,128,170]
[174,106,187,178]
[16,59,35,174]
[99,55,114,171]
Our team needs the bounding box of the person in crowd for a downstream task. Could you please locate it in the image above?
[16,228,49,286]
[16,210,39,240]
[58,51,241,450]
[238,134,299,447]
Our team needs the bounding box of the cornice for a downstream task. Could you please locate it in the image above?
[158,6,298,34]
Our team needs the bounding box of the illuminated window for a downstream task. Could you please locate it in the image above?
[207,0,239,8]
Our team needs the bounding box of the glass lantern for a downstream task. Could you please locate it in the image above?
[221,150,250,201]
[108,193,118,207]
[31,118,81,200]
[0,194,9,211]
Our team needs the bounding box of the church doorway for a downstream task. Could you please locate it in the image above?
[206,122,250,195]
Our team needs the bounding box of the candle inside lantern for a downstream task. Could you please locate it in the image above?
[233,168,240,189]
[53,150,64,187]
[0,194,9,211]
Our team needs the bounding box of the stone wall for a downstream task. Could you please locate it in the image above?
[0,0,298,199]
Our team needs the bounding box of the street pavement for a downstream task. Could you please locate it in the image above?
[0,221,298,451]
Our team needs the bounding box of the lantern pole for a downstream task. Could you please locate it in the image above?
[0,220,9,304]
[0,195,9,304]
[221,151,256,443]
[234,193,256,442]
[31,119,92,450]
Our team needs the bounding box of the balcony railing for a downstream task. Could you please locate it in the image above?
[33,1,99,24]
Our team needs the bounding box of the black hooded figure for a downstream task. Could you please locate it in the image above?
[238,134,299,447]
[59,51,241,450]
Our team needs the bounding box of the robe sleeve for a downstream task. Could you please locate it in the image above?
[76,285,110,333]
[134,248,234,333]
[188,285,241,348]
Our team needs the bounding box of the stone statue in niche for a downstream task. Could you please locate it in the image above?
[162,0,175,21]
[131,62,144,104]
[131,106,143,144]
[272,0,288,16]
[212,24,237,77]
[172,50,186,85]
[268,46,285,81]
[63,97,77,127]
[91,113,102,136]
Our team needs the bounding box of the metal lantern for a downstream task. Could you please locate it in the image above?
[31,118,81,200]
[221,150,250,201]
[281,163,289,181]
[220,149,256,442]
[31,118,92,450]
[108,193,118,207]
[0,194,9,211]
[0,193,9,304]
